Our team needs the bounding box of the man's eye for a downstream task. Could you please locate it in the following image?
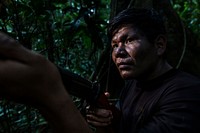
[126,38,134,44]
[112,44,118,48]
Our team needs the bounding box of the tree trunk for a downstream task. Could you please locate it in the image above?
[45,21,55,63]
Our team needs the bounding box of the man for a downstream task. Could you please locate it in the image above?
[0,8,200,133]
[86,8,200,133]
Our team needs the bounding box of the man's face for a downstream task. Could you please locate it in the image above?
[111,25,159,80]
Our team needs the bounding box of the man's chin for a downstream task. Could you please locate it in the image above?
[120,71,135,80]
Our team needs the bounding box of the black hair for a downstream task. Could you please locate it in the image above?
[108,8,166,44]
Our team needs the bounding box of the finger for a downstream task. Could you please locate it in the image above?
[97,109,112,117]
[86,106,112,117]
[86,113,113,123]
[92,108,112,118]
[87,120,111,127]
[87,110,111,118]
[87,119,112,127]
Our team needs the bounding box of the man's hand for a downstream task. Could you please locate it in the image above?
[86,91,113,127]
[0,32,64,107]
[86,106,113,127]
[0,32,92,133]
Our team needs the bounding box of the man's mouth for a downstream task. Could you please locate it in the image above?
[117,62,134,70]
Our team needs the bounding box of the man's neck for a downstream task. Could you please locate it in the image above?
[137,60,173,82]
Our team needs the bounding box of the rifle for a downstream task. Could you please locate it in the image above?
[58,67,110,108]
[58,67,99,103]
[58,67,121,131]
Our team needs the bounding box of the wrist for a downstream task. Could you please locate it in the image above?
[38,84,92,133]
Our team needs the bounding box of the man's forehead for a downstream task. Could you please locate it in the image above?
[112,25,139,39]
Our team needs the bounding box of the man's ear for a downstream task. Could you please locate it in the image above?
[154,35,167,56]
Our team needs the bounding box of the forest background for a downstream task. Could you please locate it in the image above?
[0,0,199,132]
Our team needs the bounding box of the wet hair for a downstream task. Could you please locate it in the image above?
[108,8,166,43]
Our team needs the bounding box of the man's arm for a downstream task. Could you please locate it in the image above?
[0,32,92,133]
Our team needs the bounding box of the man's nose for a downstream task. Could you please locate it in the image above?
[114,44,127,58]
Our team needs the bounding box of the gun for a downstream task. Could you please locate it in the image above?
[58,67,121,132]
[57,67,99,104]
[58,67,109,107]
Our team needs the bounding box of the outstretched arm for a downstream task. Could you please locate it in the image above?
[0,32,92,133]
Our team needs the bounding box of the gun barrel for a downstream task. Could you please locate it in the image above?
[58,67,100,105]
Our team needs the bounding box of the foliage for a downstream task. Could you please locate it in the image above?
[0,100,48,132]
[0,0,199,132]
[173,0,200,38]
[0,0,110,132]
[0,0,111,77]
